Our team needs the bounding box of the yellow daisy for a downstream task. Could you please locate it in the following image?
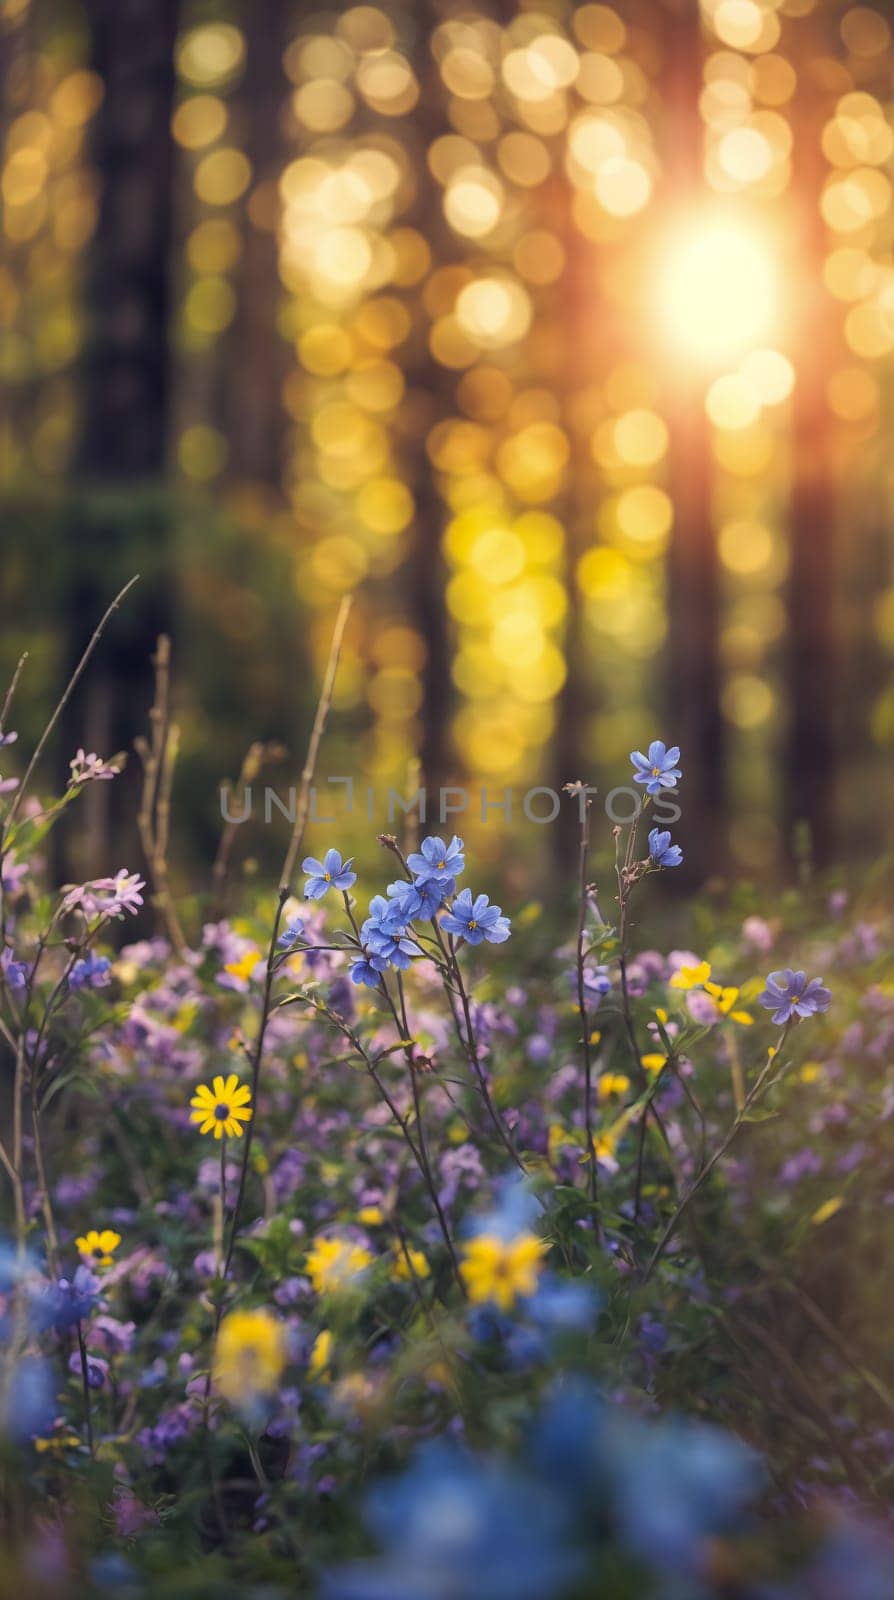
[392,1245,430,1282]
[214,1307,286,1403]
[670,960,712,991]
[305,1236,374,1295]
[460,1231,547,1312]
[597,1073,631,1100]
[224,948,261,984]
[75,1227,122,1268]
[704,981,753,1025]
[190,1074,253,1139]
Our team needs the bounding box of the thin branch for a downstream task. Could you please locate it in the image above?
[2,575,140,838]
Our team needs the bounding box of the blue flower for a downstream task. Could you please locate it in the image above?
[33,1265,100,1333]
[611,1415,763,1574]
[322,1441,579,1600]
[406,834,465,886]
[758,969,831,1024]
[2,1356,56,1443]
[69,953,112,990]
[389,876,452,920]
[361,896,417,971]
[277,917,306,949]
[441,889,510,946]
[302,849,357,899]
[630,741,682,794]
[350,957,386,989]
[527,1275,601,1334]
[647,828,683,869]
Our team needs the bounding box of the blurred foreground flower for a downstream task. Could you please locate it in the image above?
[306,1236,373,1295]
[214,1307,286,1406]
[323,1440,578,1600]
[461,1231,546,1311]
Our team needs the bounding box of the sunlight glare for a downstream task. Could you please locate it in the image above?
[658,220,778,365]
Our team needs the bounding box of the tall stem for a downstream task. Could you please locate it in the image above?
[643,1024,792,1282]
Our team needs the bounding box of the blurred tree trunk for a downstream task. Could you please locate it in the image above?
[662,0,724,884]
[224,0,287,493]
[403,13,451,801]
[786,51,837,870]
[68,0,179,877]
[553,190,602,869]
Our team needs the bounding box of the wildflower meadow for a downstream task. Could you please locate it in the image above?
[1,595,892,1599]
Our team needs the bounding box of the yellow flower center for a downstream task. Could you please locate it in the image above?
[651,765,661,776]
[324,872,331,881]
[436,860,446,870]
[468,919,477,929]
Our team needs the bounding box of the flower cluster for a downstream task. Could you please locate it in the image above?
[299,834,511,989]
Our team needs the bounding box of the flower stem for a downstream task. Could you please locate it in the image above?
[76,1321,95,1459]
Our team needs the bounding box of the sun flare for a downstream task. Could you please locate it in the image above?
[658,219,779,366]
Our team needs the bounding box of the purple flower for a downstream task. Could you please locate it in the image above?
[406,834,465,886]
[648,828,683,868]
[68,1349,109,1389]
[441,889,510,946]
[1,945,29,990]
[302,849,357,899]
[69,749,121,784]
[277,917,305,949]
[62,870,145,920]
[630,741,682,794]
[758,969,831,1025]
[69,953,112,991]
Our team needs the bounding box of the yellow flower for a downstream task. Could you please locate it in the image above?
[704,981,753,1025]
[357,1204,384,1226]
[190,1074,253,1139]
[35,1431,81,1454]
[597,1072,630,1100]
[460,1231,546,1312]
[811,1196,844,1226]
[224,948,261,983]
[305,1236,374,1295]
[641,1053,667,1074]
[214,1307,286,1403]
[308,1328,333,1380]
[548,1121,578,1164]
[593,1131,619,1171]
[670,960,711,991]
[392,1245,430,1282]
[799,1061,823,1084]
[75,1228,122,1268]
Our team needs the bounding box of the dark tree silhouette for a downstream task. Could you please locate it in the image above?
[224,0,288,492]
[68,0,180,872]
[662,0,724,883]
[785,26,837,870]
